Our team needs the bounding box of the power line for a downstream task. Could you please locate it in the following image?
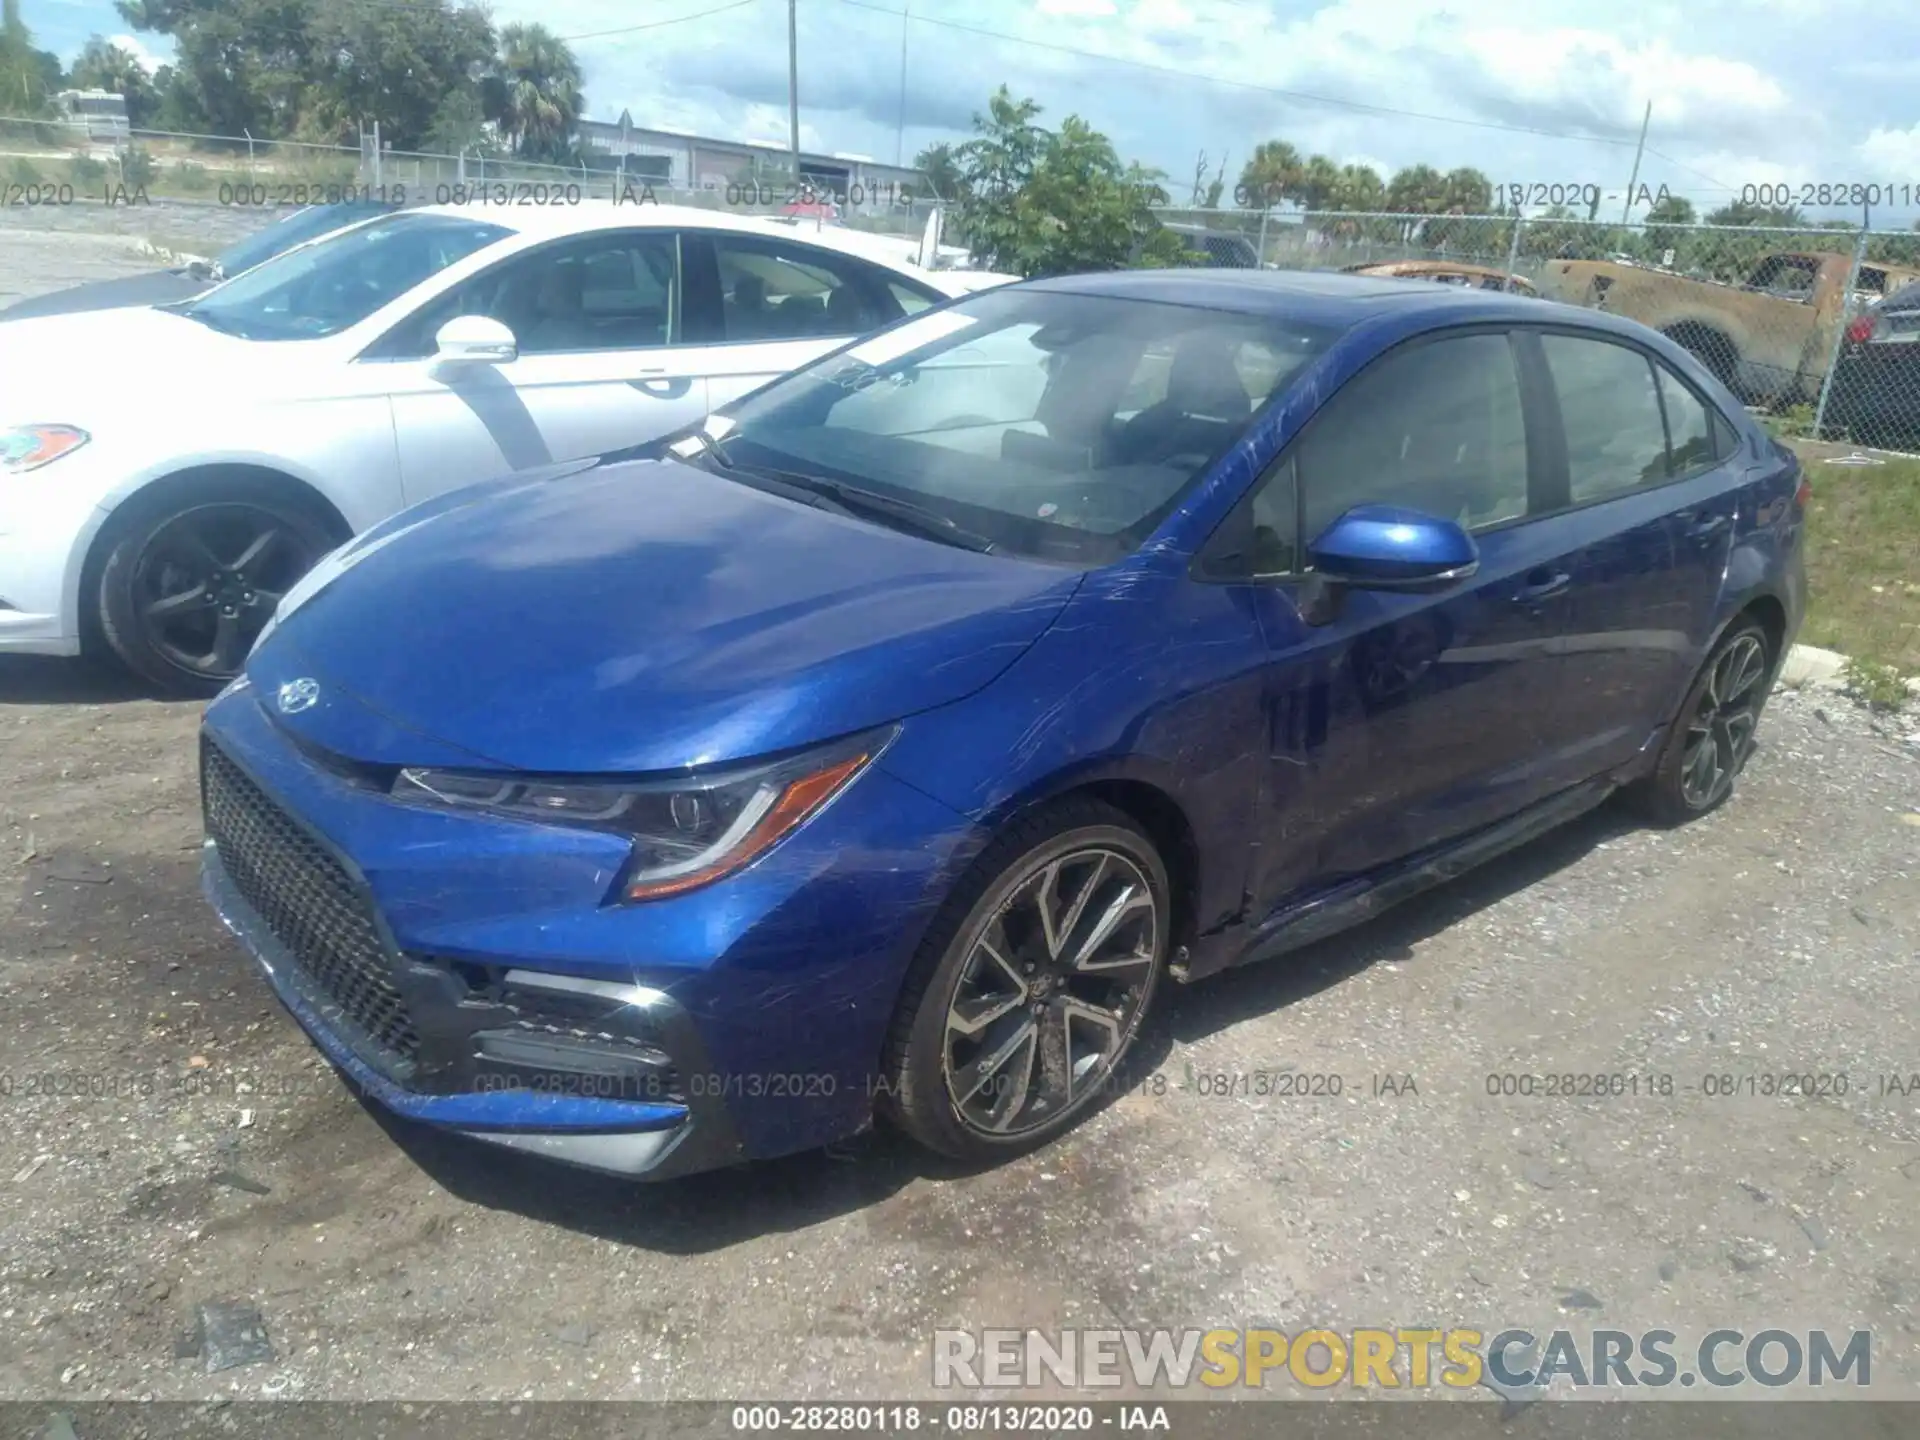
[558,0,763,43]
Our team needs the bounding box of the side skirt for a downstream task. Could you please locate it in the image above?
[1224,778,1618,973]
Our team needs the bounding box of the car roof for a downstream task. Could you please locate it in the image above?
[408,199,925,263]
[1024,267,1559,326]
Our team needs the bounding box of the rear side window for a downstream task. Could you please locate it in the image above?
[1541,335,1668,503]
[1655,364,1721,477]
[713,235,920,342]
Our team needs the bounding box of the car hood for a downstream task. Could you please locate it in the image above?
[0,305,289,413]
[0,269,209,323]
[253,455,1084,774]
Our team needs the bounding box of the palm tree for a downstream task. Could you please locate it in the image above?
[1331,163,1385,212]
[914,141,963,203]
[1440,166,1492,213]
[484,23,584,162]
[1294,153,1341,212]
[1237,139,1301,209]
[1386,164,1448,214]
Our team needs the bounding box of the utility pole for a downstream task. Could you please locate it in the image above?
[1619,100,1651,224]
[788,0,802,184]
[894,2,910,169]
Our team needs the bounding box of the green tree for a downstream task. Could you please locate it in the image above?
[483,22,584,162]
[0,0,55,115]
[116,0,314,137]
[69,36,161,127]
[1294,153,1341,211]
[1440,166,1492,213]
[1643,193,1695,260]
[913,140,962,202]
[424,88,494,157]
[1329,163,1385,213]
[948,87,1182,278]
[1704,199,1806,228]
[1386,163,1448,213]
[1237,139,1300,208]
[304,0,495,149]
[116,0,504,146]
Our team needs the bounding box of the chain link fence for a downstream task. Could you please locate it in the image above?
[0,116,935,235]
[8,110,1920,451]
[1152,207,1920,454]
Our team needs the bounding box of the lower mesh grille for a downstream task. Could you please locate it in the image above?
[201,738,420,1063]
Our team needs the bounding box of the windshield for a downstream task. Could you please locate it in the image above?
[179,213,511,341]
[713,287,1335,563]
[214,202,395,279]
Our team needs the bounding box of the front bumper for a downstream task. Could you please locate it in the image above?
[201,838,750,1180]
[0,460,118,657]
[196,676,979,1177]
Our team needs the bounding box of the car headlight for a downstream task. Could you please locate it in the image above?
[0,425,90,474]
[390,728,892,902]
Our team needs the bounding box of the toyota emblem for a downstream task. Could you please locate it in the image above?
[276,677,321,715]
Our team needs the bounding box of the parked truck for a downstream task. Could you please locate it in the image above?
[1538,249,1920,406]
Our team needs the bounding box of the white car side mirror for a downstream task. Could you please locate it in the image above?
[434,315,518,364]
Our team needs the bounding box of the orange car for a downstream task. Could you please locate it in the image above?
[1343,260,1538,297]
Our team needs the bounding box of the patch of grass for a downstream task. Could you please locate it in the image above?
[1841,656,1911,712]
[1792,443,1920,687]
[1763,402,1815,441]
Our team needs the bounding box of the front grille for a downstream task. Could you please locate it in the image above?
[202,739,420,1063]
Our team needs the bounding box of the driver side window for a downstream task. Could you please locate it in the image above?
[1208,331,1529,580]
[385,231,681,357]
[1295,331,1530,544]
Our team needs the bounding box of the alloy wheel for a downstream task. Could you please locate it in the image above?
[942,847,1159,1138]
[1679,632,1768,810]
[132,505,320,679]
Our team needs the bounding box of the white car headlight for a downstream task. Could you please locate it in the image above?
[0,425,90,474]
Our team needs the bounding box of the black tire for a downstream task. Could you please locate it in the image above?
[1663,324,1739,393]
[1630,619,1773,827]
[878,797,1170,1162]
[94,476,344,697]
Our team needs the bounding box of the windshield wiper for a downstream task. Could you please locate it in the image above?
[788,475,998,554]
[678,436,997,553]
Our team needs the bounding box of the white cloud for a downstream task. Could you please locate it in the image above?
[1037,0,1119,15]
[105,33,165,75]
[1857,124,1920,175]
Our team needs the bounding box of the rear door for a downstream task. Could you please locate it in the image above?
[1528,329,1745,774]
[680,230,946,407]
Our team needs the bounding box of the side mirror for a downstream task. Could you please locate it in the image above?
[1308,504,1479,590]
[433,315,517,364]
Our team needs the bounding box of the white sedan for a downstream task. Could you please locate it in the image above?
[0,201,1010,692]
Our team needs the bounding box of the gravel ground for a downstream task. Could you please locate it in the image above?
[2,243,1919,1406]
[0,200,273,310]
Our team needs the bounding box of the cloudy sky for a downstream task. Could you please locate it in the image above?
[26,0,1920,221]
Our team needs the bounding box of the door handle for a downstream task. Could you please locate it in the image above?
[1513,570,1572,605]
[1683,512,1733,545]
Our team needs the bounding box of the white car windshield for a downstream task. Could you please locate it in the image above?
[708,286,1334,564]
[177,213,511,341]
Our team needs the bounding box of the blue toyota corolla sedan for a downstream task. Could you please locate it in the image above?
[198,270,1806,1180]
